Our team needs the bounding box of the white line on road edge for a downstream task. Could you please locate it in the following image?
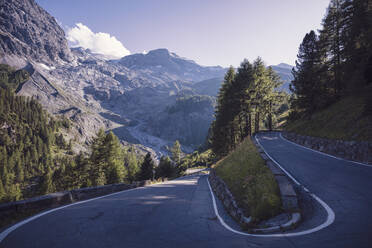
[207,178,335,237]
[205,135,335,237]
[279,133,372,168]
[0,179,182,243]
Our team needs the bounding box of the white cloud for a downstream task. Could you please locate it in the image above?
[67,23,130,59]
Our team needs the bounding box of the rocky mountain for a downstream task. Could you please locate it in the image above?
[0,0,73,65]
[269,63,294,93]
[0,0,293,159]
[119,49,225,83]
[0,0,228,159]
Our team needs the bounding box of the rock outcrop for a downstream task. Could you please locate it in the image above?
[0,0,73,65]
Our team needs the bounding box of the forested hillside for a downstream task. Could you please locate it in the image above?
[0,64,73,202]
[288,0,372,136]
[0,64,159,203]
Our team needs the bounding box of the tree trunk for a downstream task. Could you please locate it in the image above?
[254,111,260,133]
[230,124,235,150]
[268,101,273,131]
[268,113,272,131]
[245,112,251,137]
[238,114,244,141]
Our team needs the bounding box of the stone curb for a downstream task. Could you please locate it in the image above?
[252,212,301,233]
[208,170,252,226]
[252,135,302,232]
[209,168,301,233]
[208,136,302,233]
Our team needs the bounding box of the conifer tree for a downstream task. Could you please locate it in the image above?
[126,150,140,183]
[290,30,325,117]
[89,128,107,186]
[156,156,174,179]
[171,140,181,164]
[138,153,154,181]
[40,167,55,195]
[104,131,126,184]
[0,178,5,202]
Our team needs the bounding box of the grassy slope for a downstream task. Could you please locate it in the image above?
[213,138,281,221]
[285,86,372,141]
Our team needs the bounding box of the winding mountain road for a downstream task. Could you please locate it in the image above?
[1,132,371,248]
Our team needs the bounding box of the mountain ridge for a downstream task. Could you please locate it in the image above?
[0,0,293,158]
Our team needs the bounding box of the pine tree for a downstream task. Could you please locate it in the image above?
[5,183,22,202]
[89,128,107,186]
[40,167,55,195]
[156,156,174,179]
[15,159,24,183]
[290,31,325,117]
[171,140,181,164]
[0,178,5,202]
[211,66,236,156]
[320,0,345,96]
[138,153,154,181]
[104,131,125,184]
[126,149,139,183]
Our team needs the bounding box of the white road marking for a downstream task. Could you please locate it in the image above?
[279,133,372,168]
[0,180,180,243]
[206,134,336,237]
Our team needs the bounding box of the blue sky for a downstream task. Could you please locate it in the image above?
[36,0,330,67]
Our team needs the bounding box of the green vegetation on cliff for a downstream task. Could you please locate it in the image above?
[286,86,372,141]
[0,65,73,202]
[213,138,281,221]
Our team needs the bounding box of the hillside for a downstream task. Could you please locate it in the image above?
[285,86,372,141]
[213,138,281,221]
[0,65,73,202]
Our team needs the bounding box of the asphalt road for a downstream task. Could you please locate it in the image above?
[1,132,371,248]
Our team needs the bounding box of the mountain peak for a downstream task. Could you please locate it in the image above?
[276,63,294,69]
[147,48,171,56]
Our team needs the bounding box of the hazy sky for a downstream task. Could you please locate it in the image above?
[36,0,330,67]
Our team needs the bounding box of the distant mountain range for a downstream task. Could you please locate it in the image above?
[0,0,293,157]
[269,63,294,92]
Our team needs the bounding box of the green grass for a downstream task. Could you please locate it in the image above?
[213,138,281,222]
[285,87,372,141]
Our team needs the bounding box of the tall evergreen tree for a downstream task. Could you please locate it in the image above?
[104,131,126,184]
[290,31,326,116]
[138,153,154,181]
[171,140,181,164]
[89,129,107,186]
[40,167,55,195]
[0,178,5,201]
[156,156,174,179]
[126,149,140,183]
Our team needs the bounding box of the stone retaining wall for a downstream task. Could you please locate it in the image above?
[283,132,372,164]
[208,170,252,225]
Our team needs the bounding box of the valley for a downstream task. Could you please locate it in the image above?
[0,0,293,158]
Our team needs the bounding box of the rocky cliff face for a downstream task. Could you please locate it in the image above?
[0,0,73,65]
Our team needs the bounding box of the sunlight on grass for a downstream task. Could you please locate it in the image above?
[213,138,281,221]
[286,88,372,141]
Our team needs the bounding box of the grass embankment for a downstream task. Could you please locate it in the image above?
[285,86,372,141]
[212,138,281,221]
